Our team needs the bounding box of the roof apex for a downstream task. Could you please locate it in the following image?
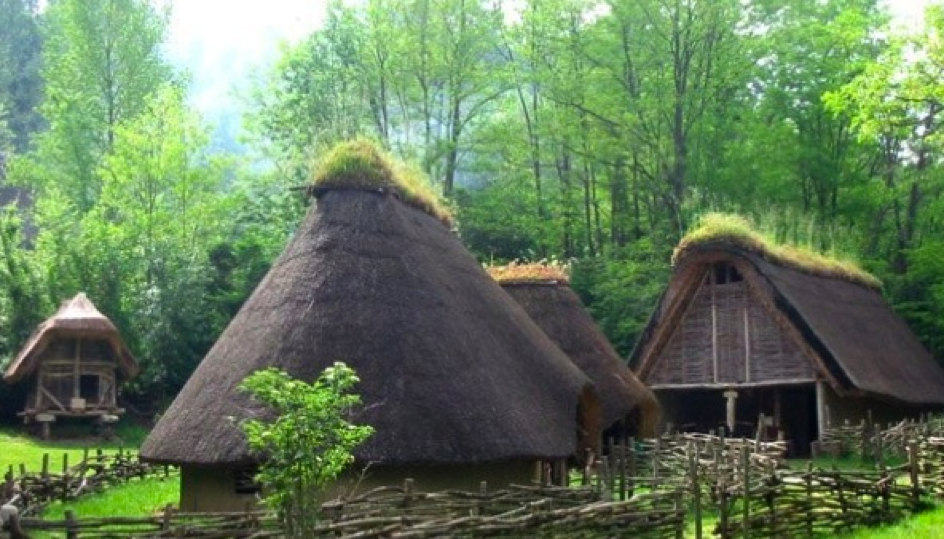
[308,138,453,226]
[487,261,570,286]
[673,213,881,290]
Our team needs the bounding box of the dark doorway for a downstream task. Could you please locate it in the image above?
[780,385,817,457]
[80,374,100,403]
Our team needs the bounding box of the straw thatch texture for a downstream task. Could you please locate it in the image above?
[3,293,138,383]
[631,241,944,405]
[141,189,597,467]
[498,281,660,436]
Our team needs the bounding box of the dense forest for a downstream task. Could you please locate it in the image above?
[1,0,943,414]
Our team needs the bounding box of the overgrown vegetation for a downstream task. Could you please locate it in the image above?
[239,363,373,538]
[675,213,882,289]
[311,138,453,226]
[487,260,569,284]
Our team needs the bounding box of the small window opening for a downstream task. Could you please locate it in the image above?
[234,468,262,494]
[79,374,100,402]
[712,262,743,285]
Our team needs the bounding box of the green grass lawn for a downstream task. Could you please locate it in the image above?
[1,421,180,520]
[40,475,180,519]
[840,503,944,538]
[0,422,148,473]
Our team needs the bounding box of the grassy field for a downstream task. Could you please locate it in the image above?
[1,422,179,520]
[0,422,148,473]
[840,503,944,538]
[40,475,180,520]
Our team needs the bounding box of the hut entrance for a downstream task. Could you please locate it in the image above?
[658,384,818,456]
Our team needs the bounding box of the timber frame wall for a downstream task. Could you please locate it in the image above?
[24,337,121,419]
[647,261,817,389]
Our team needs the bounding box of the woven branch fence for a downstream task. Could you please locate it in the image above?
[2,447,177,516]
[17,484,687,538]
[11,421,944,537]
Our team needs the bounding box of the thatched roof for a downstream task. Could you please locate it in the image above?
[491,264,660,436]
[3,293,139,383]
[631,240,944,405]
[141,175,597,467]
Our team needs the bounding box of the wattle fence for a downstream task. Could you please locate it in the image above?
[7,418,944,537]
[2,447,175,516]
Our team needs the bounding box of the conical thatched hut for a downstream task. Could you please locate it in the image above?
[141,141,600,511]
[629,214,944,454]
[489,263,660,438]
[3,293,138,438]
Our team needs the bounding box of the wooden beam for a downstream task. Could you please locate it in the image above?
[40,387,67,411]
[744,303,751,383]
[711,272,719,384]
[73,339,82,399]
[816,381,827,441]
[651,378,816,390]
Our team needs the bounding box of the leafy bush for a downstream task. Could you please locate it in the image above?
[239,363,373,537]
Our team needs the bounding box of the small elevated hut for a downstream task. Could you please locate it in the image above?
[490,263,661,438]
[629,215,944,455]
[3,293,138,438]
[140,140,600,512]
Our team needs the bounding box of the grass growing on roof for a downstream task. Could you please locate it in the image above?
[487,261,570,285]
[674,213,881,289]
[310,138,453,226]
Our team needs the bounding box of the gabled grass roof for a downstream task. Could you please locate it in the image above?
[310,138,453,226]
[487,261,570,285]
[673,213,882,290]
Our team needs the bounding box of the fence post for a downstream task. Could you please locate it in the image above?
[674,488,684,539]
[874,425,885,468]
[607,437,616,497]
[718,466,729,539]
[878,463,891,520]
[741,443,750,539]
[618,440,627,500]
[402,478,413,511]
[628,436,637,498]
[65,509,78,539]
[3,466,13,501]
[689,443,702,539]
[161,503,174,532]
[860,419,870,462]
[653,437,661,481]
[805,462,813,538]
[909,441,921,511]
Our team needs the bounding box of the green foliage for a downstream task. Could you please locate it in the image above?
[16,0,173,210]
[239,363,374,537]
[0,0,43,153]
[0,207,49,418]
[313,138,453,225]
[570,241,670,356]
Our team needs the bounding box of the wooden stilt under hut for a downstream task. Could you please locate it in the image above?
[629,214,944,455]
[3,293,139,439]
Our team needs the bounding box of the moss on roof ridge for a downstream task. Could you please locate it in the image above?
[310,138,453,226]
[674,213,882,290]
[487,261,570,285]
